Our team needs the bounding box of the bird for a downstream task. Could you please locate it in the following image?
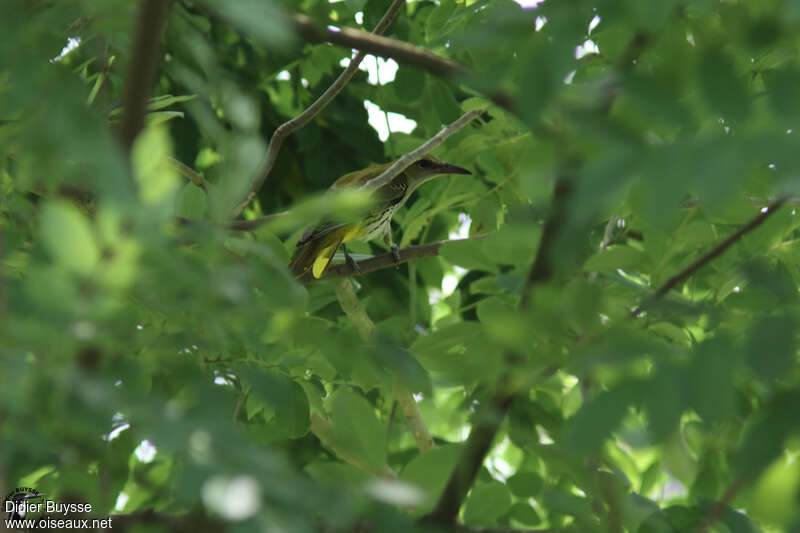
[289,154,471,278]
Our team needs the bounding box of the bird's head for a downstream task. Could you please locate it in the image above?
[404,154,471,190]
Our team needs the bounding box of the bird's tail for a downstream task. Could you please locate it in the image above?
[288,231,344,278]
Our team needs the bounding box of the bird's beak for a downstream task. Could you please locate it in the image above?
[437,162,471,175]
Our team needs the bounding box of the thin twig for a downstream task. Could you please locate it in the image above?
[119,0,171,156]
[170,157,209,190]
[362,109,484,191]
[293,14,467,79]
[632,197,787,316]
[333,279,435,453]
[299,234,490,282]
[231,0,405,217]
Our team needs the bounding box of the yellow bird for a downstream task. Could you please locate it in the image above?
[289,154,471,278]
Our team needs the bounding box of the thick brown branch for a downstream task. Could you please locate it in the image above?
[119,0,171,155]
[633,197,787,315]
[231,0,405,217]
[293,14,467,79]
[291,15,513,111]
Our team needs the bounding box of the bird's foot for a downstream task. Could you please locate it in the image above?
[390,243,400,268]
[342,245,361,274]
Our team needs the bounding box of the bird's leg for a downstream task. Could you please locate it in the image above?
[384,232,400,267]
[341,243,361,274]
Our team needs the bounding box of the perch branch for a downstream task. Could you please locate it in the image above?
[362,109,484,191]
[334,279,435,453]
[231,0,405,217]
[633,197,787,316]
[119,0,171,155]
[299,234,490,282]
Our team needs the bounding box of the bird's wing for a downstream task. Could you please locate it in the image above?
[312,234,344,278]
[289,229,345,278]
[296,219,346,247]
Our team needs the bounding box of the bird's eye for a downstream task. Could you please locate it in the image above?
[416,159,434,168]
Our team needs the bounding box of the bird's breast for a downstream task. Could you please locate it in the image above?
[359,203,400,241]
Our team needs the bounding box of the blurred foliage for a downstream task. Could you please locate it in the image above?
[2,0,800,531]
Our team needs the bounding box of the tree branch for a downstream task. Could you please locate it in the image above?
[231,0,405,217]
[119,0,171,155]
[291,16,514,111]
[362,109,484,191]
[293,14,467,79]
[632,197,787,316]
[333,278,435,454]
[170,156,209,190]
[298,234,490,283]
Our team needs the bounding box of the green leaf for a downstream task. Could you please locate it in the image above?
[244,371,310,439]
[392,66,426,103]
[149,93,195,109]
[327,389,386,474]
[765,66,800,122]
[689,336,737,424]
[508,502,541,527]
[400,445,462,515]
[746,315,798,381]
[411,322,502,382]
[39,201,99,275]
[539,487,594,523]
[344,0,366,12]
[507,471,543,498]
[132,125,180,207]
[175,182,207,219]
[697,48,750,122]
[562,381,643,455]
[428,79,462,125]
[481,223,542,267]
[462,481,512,527]
[425,0,457,42]
[584,245,648,273]
[440,237,498,272]
[246,392,267,421]
[146,110,185,126]
[199,0,291,46]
